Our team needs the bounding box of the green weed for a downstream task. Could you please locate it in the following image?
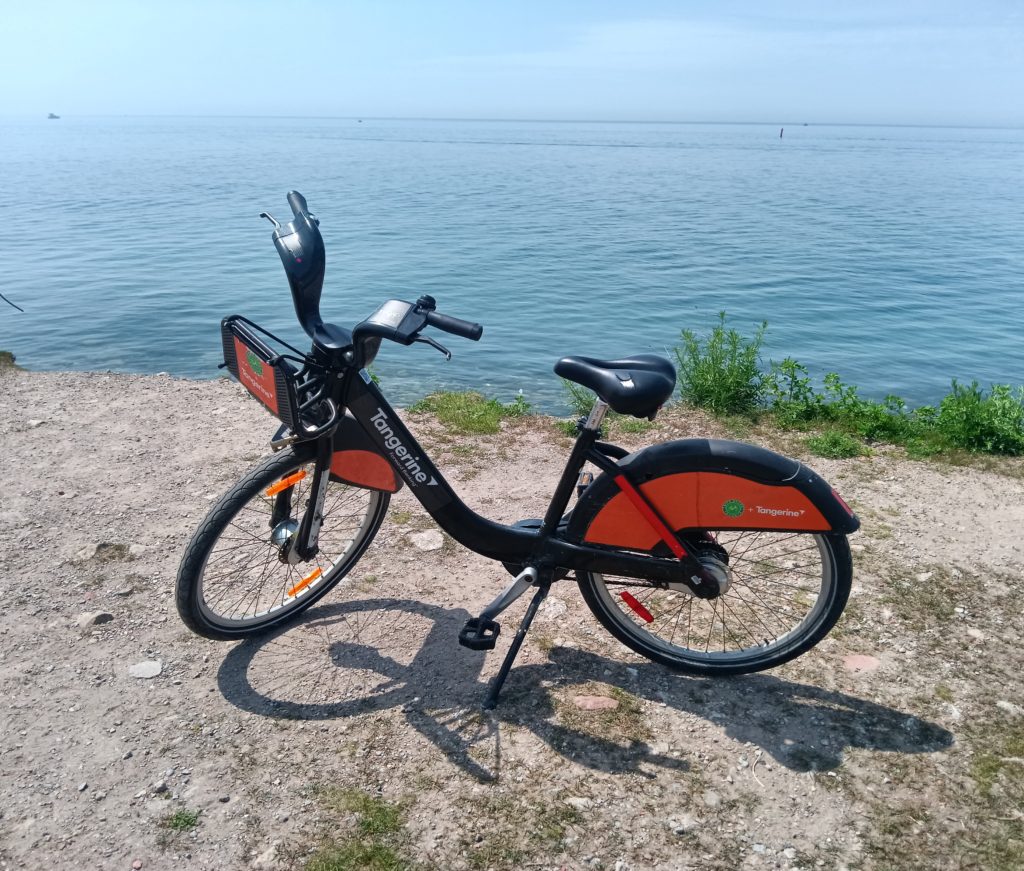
[162,809,200,831]
[410,390,531,435]
[675,311,767,415]
[805,430,867,459]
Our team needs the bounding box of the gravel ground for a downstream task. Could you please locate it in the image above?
[1,367,1021,871]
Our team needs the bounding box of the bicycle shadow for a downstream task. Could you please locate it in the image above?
[216,597,953,782]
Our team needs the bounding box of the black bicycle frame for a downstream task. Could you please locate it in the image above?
[336,368,715,591]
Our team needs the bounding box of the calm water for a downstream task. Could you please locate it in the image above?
[1,116,1022,411]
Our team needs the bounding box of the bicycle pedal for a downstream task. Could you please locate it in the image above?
[459,617,501,651]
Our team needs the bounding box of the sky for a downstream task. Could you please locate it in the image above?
[1,0,1022,126]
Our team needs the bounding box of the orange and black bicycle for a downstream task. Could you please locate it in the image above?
[175,192,860,708]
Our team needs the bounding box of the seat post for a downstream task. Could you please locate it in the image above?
[584,399,610,432]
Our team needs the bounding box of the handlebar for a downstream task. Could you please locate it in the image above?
[425,310,483,341]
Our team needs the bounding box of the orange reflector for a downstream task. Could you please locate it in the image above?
[287,567,322,598]
[265,470,306,497]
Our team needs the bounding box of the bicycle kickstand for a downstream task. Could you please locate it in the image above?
[482,578,551,710]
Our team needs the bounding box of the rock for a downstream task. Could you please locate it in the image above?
[572,695,619,712]
[132,861,143,870]
[843,654,880,674]
[753,844,767,854]
[408,530,444,551]
[251,844,279,869]
[129,543,149,558]
[218,794,230,803]
[77,782,87,792]
[702,790,721,808]
[77,611,114,630]
[783,847,797,859]
[27,419,45,428]
[129,660,162,679]
[565,796,593,810]
[541,597,568,618]
[996,700,1023,717]
[152,780,168,794]
[74,543,100,563]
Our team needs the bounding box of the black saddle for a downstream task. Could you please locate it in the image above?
[554,354,676,419]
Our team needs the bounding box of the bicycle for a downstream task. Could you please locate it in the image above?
[175,191,861,709]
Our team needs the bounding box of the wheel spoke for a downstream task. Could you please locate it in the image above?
[582,530,845,669]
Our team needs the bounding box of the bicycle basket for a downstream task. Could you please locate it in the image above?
[220,316,327,433]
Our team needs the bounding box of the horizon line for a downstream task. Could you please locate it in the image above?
[7,113,1024,131]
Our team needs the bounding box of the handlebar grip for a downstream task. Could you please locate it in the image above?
[425,310,484,341]
[286,190,309,217]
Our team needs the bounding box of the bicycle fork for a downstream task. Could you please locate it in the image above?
[458,566,551,709]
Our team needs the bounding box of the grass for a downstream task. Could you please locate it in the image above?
[0,350,19,370]
[162,808,200,831]
[805,430,868,459]
[307,787,410,871]
[410,390,530,434]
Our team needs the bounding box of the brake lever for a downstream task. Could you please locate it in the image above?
[414,335,452,360]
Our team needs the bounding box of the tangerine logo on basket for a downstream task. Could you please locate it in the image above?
[245,350,264,376]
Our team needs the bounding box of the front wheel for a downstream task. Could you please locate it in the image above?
[577,530,851,675]
[176,445,389,640]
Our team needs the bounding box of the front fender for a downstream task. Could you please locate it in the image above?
[569,439,859,550]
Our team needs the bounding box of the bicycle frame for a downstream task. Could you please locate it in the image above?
[330,367,717,592]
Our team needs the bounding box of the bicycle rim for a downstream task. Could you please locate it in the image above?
[194,455,387,632]
[578,531,849,674]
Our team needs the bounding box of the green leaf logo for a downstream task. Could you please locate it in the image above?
[245,350,264,377]
[723,499,745,518]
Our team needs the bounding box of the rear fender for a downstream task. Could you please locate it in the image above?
[569,439,858,549]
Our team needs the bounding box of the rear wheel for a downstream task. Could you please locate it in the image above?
[176,445,389,640]
[577,530,851,675]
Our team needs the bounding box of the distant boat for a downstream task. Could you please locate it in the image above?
[48,113,60,119]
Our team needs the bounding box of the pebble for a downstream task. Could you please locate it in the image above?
[753,844,766,853]
[783,848,797,859]
[996,700,1023,717]
[152,780,168,794]
[572,695,619,711]
[566,796,593,810]
[218,794,230,803]
[78,782,88,792]
[132,861,143,870]
[128,660,162,679]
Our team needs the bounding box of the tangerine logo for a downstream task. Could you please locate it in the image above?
[756,506,805,518]
[245,350,264,377]
[722,499,745,517]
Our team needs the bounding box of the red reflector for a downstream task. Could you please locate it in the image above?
[619,591,654,624]
[832,488,854,517]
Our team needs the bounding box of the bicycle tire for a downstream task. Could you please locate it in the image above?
[577,530,851,675]
[176,444,389,640]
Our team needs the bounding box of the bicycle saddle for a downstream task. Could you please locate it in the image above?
[554,354,676,419]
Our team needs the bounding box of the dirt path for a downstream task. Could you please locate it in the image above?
[1,369,1021,870]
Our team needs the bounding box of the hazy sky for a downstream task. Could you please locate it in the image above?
[3,1,1022,125]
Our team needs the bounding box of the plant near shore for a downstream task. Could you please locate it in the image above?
[677,314,1024,458]
[675,312,766,415]
[410,390,530,435]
